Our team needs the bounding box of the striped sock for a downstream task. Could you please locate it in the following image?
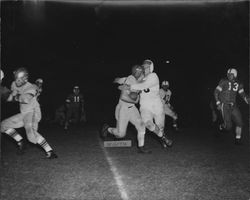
[5,128,23,142]
[37,138,52,153]
[235,127,242,139]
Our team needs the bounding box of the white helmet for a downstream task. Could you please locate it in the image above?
[142,59,154,73]
[227,68,237,79]
[0,70,4,81]
[36,78,43,84]
[162,80,169,87]
[13,67,29,87]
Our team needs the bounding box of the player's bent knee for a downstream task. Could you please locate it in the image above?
[135,122,146,133]
[0,124,7,133]
[116,132,126,138]
[0,120,11,132]
[145,121,155,132]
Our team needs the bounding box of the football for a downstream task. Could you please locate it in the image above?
[129,92,138,101]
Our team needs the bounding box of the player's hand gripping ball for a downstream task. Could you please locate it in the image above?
[129,91,138,101]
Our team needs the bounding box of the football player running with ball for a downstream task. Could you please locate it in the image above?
[101,65,151,154]
[214,68,249,145]
[0,68,58,159]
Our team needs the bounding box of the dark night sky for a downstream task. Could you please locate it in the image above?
[1,1,249,126]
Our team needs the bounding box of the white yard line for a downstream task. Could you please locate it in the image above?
[99,140,129,200]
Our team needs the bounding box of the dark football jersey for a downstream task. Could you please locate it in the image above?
[67,93,84,104]
[215,78,244,104]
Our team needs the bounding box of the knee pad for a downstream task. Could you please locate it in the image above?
[116,132,126,138]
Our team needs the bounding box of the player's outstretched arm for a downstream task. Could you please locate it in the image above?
[113,77,127,84]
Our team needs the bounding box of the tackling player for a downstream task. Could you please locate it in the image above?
[0,68,58,158]
[214,68,249,145]
[127,59,173,149]
[101,65,151,154]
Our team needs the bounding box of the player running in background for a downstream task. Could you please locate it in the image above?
[214,68,249,145]
[159,80,178,131]
[101,65,151,154]
[0,67,58,158]
[54,99,70,126]
[35,78,43,101]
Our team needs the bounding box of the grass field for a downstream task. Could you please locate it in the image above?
[0,122,249,200]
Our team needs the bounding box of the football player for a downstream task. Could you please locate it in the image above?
[64,86,85,130]
[54,99,70,126]
[101,65,151,154]
[0,68,58,158]
[159,80,178,131]
[35,78,43,101]
[214,68,249,145]
[0,69,12,101]
[127,60,173,149]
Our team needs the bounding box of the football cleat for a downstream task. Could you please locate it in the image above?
[173,123,179,131]
[138,146,152,154]
[100,123,110,139]
[17,140,25,155]
[161,136,173,148]
[235,138,242,145]
[219,124,223,131]
[46,151,58,159]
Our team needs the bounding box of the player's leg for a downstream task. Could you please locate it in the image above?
[140,107,156,133]
[164,104,178,130]
[72,106,79,124]
[58,112,65,126]
[0,113,25,154]
[101,103,129,139]
[76,107,81,124]
[64,106,72,130]
[101,103,120,138]
[140,104,171,148]
[108,104,129,138]
[154,106,173,148]
[222,104,233,131]
[231,106,243,145]
[129,106,151,153]
[24,111,57,158]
